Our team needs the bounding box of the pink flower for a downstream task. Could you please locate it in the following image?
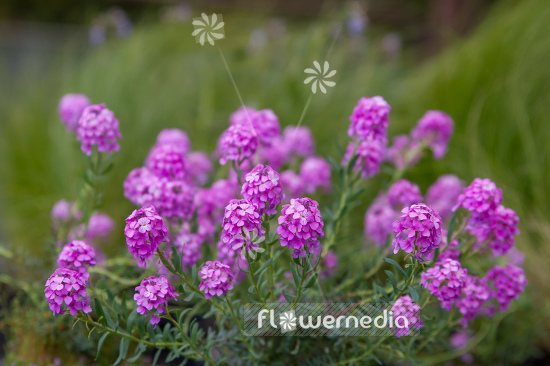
[44,268,92,316]
[454,178,502,215]
[484,264,527,313]
[456,275,490,327]
[134,275,178,326]
[386,135,421,170]
[124,206,169,268]
[57,240,96,279]
[86,213,114,241]
[259,137,290,171]
[283,126,315,158]
[198,261,235,299]
[280,170,305,200]
[77,104,122,156]
[347,96,390,141]
[218,124,259,166]
[421,259,467,310]
[143,178,196,221]
[389,295,423,337]
[155,129,191,154]
[411,110,454,159]
[468,205,520,256]
[241,164,284,216]
[186,151,213,186]
[123,167,159,206]
[426,175,464,220]
[342,137,386,179]
[300,156,331,194]
[174,227,203,271]
[146,144,187,180]
[231,107,280,146]
[364,194,397,246]
[221,199,264,253]
[58,94,90,133]
[387,179,423,210]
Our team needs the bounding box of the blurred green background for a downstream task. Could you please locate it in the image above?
[1,0,549,363]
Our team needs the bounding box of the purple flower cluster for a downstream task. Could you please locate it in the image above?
[186,152,213,186]
[389,295,423,337]
[342,137,386,179]
[57,240,96,279]
[319,250,338,279]
[300,157,331,194]
[124,206,169,268]
[174,228,203,271]
[426,175,464,220]
[411,111,454,159]
[77,104,122,156]
[387,179,423,209]
[421,259,467,310]
[221,199,264,253]
[364,194,396,246]
[58,94,90,133]
[134,275,178,326]
[218,124,259,166]
[231,107,281,147]
[241,165,284,215]
[198,261,235,299]
[348,96,391,141]
[454,178,502,215]
[44,268,92,316]
[86,213,115,240]
[147,178,195,221]
[51,200,82,226]
[146,144,187,180]
[484,264,527,312]
[392,204,442,260]
[471,205,520,256]
[456,275,491,327]
[155,128,191,154]
[282,126,315,158]
[277,198,325,258]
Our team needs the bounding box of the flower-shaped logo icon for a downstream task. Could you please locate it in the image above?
[192,13,225,46]
[304,61,337,94]
[279,311,297,332]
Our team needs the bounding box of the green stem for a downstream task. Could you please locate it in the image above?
[246,250,266,305]
[224,295,258,364]
[331,336,389,365]
[293,255,310,304]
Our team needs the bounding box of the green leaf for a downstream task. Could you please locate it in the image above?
[282,290,296,303]
[94,299,107,326]
[137,317,146,339]
[384,270,399,289]
[113,338,130,365]
[290,262,300,287]
[408,285,420,303]
[256,258,273,276]
[447,214,457,244]
[126,310,137,334]
[163,323,172,341]
[303,273,318,288]
[152,349,162,366]
[95,333,109,360]
[383,258,408,278]
[171,246,182,273]
[127,342,146,363]
[346,153,360,174]
[248,285,256,294]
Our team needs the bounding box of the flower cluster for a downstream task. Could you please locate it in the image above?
[282,126,315,158]
[86,213,115,241]
[392,204,442,260]
[342,137,386,179]
[231,107,281,147]
[186,151,213,186]
[221,199,264,253]
[484,264,527,313]
[426,175,463,220]
[198,261,235,299]
[218,124,259,166]
[411,111,454,159]
[124,206,169,267]
[51,200,82,226]
[300,157,331,194]
[277,198,325,258]
[241,164,284,215]
[348,96,391,141]
[44,268,92,316]
[280,170,305,199]
[364,194,396,246]
[77,103,122,156]
[456,275,491,327]
[389,295,423,337]
[58,94,90,133]
[57,240,96,279]
[134,275,179,326]
[146,178,196,221]
[174,228,204,271]
[145,144,187,180]
[421,259,467,310]
[155,128,191,154]
[454,178,502,215]
[387,179,423,209]
[319,250,338,279]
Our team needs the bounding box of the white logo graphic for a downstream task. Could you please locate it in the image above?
[279,311,297,332]
[192,13,225,46]
[304,61,337,94]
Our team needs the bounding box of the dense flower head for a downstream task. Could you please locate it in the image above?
[174,228,203,271]
[411,110,454,159]
[57,240,96,278]
[241,164,284,216]
[44,268,92,316]
[186,151,213,186]
[468,205,520,256]
[277,198,325,258]
[51,200,82,225]
[389,295,423,337]
[387,179,423,209]
[456,275,491,327]
[484,264,527,313]
[426,175,464,220]
[280,170,305,200]
[134,275,178,326]
[86,213,114,240]
[143,178,195,221]
[198,260,235,299]
[454,178,503,215]
[221,199,264,253]
[124,206,169,268]
[155,128,191,154]
[77,103,122,156]
[386,135,421,170]
[392,204,442,260]
[300,156,331,194]
[243,108,281,146]
[343,137,387,179]
[218,124,259,166]
[282,126,315,157]
[123,167,159,206]
[259,137,290,170]
[364,194,396,246]
[229,106,256,126]
[58,94,91,133]
[348,96,391,141]
[145,144,187,180]
[421,259,468,310]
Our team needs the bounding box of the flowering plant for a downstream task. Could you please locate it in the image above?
[0,92,528,365]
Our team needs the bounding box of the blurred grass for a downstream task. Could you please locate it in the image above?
[0,0,549,344]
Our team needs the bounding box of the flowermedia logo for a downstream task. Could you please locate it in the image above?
[244,303,422,337]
